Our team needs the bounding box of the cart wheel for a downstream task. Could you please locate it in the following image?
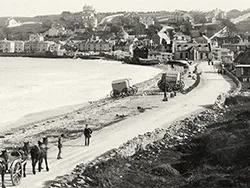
[128,87,135,95]
[132,85,138,94]
[11,160,22,186]
[110,90,120,98]
[121,88,129,97]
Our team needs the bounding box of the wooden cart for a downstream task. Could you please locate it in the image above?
[157,72,185,92]
[7,150,27,186]
[110,79,138,98]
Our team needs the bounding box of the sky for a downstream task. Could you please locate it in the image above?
[1,0,250,17]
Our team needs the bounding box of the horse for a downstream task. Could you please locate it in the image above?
[18,142,30,177]
[0,150,8,188]
[30,139,49,175]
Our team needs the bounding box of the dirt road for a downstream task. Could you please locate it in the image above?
[6,63,233,188]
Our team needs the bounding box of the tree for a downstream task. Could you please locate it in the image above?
[189,11,207,24]
[109,24,121,34]
[146,24,162,38]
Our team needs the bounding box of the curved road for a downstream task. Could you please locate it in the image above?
[8,63,233,188]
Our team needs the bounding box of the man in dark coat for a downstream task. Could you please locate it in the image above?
[57,134,64,159]
[84,124,92,146]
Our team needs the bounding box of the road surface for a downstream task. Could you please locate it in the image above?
[6,63,234,188]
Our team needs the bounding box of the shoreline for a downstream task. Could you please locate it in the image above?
[0,67,162,135]
[0,57,162,133]
[1,71,161,135]
[1,63,196,148]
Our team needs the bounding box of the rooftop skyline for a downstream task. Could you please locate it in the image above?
[1,0,250,17]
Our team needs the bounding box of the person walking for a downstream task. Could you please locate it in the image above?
[57,134,64,159]
[84,124,92,146]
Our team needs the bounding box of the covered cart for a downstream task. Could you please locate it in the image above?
[110,78,138,98]
[157,72,185,92]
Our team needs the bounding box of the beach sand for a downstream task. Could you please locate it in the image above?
[0,64,196,148]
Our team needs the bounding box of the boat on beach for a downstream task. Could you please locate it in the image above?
[125,57,160,66]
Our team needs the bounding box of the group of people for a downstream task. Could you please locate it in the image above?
[57,124,92,159]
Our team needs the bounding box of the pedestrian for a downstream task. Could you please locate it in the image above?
[84,124,92,146]
[57,134,65,159]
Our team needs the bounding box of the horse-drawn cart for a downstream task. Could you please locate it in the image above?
[7,150,27,186]
[110,79,138,98]
[157,72,185,92]
[0,150,27,186]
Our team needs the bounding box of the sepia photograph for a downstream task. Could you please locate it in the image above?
[0,0,250,187]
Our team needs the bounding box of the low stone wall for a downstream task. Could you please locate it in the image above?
[182,72,201,94]
[214,68,242,109]
[224,68,242,95]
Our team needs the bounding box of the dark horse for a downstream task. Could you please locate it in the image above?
[0,150,8,188]
[30,138,49,175]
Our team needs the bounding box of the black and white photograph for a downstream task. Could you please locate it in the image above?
[0,0,250,187]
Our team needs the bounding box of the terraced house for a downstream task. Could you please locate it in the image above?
[0,39,15,53]
[80,41,114,52]
[174,42,212,61]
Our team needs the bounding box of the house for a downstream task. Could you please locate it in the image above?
[222,40,250,53]
[47,24,67,37]
[135,22,146,35]
[49,43,62,53]
[117,28,129,40]
[148,51,172,62]
[78,40,88,51]
[14,41,25,53]
[139,16,155,28]
[173,32,191,43]
[174,42,212,61]
[36,41,55,52]
[0,39,15,53]
[84,41,114,52]
[133,46,149,59]
[235,64,250,81]
[113,41,133,52]
[215,35,242,47]
[24,41,38,53]
[212,47,233,61]
[193,35,211,44]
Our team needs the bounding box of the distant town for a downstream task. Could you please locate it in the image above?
[0,6,250,65]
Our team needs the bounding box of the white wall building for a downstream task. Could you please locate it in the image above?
[36,41,54,52]
[14,41,25,53]
[0,39,15,53]
[139,16,155,29]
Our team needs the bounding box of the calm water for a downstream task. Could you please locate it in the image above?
[0,57,161,127]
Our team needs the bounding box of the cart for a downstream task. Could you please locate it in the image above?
[157,72,185,92]
[110,79,138,98]
[7,150,27,186]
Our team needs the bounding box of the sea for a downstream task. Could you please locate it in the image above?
[0,57,161,130]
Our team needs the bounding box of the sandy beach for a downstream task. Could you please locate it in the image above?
[1,62,195,147]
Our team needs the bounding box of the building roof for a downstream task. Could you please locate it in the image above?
[234,48,250,64]
[175,43,211,52]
